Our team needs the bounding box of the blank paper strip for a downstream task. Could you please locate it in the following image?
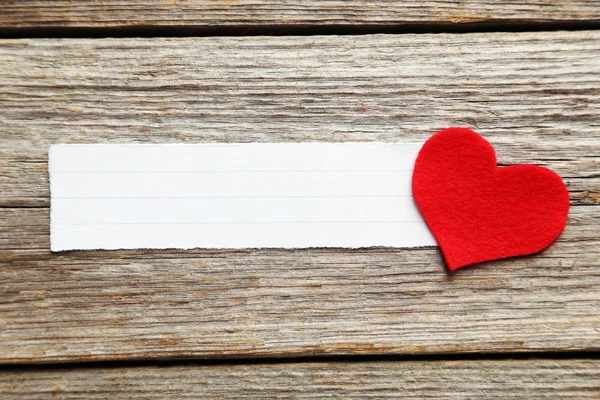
[49,143,435,251]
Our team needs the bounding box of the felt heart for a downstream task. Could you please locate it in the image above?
[412,127,569,271]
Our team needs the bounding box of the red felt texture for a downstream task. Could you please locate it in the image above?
[412,127,569,271]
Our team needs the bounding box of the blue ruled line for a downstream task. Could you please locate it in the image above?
[52,220,425,226]
[52,169,413,174]
[53,195,412,200]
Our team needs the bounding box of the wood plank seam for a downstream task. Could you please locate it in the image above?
[2,21,600,40]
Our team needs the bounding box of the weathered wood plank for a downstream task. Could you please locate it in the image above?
[0,32,599,363]
[1,360,599,399]
[2,1,600,29]
[0,205,599,362]
[1,32,598,203]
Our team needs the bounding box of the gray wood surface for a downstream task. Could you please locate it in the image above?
[0,31,599,363]
[1,359,599,399]
[2,1,600,28]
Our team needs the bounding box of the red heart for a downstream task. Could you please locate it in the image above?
[412,127,569,271]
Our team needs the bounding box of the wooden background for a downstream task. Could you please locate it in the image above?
[1,1,599,398]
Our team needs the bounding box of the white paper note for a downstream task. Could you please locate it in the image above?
[49,143,435,251]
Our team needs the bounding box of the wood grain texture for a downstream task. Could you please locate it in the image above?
[2,1,600,29]
[0,31,599,363]
[1,360,599,399]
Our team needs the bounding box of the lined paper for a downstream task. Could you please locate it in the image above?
[49,143,436,251]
